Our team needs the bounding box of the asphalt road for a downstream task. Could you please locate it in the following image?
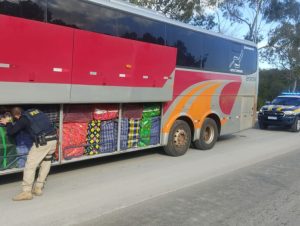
[0,126,299,226]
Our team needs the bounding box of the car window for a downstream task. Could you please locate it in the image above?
[272,97,300,106]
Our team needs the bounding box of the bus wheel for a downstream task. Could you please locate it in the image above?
[164,120,191,157]
[290,117,300,132]
[194,118,218,150]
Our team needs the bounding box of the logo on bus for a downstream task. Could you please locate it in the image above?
[229,50,244,74]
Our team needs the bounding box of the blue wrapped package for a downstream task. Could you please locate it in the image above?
[120,119,129,150]
[150,117,161,145]
[100,120,118,153]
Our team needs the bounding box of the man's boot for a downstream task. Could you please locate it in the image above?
[32,185,43,196]
[12,192,33,201]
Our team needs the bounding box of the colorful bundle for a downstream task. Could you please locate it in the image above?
[64,105,93,123]
[150,117,161,145]
[99,120,118,153]
[123,104,143,119]
[0,127,18,170]
[127,119,140,149]
[120,118,129,150]
[138,117,152,147]
[93,104,119,121]
[62,123,88,159]
[138,105,161,147]
[142,104,161,118]
[85,120,101,155]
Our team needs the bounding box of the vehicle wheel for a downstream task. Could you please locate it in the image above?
[194,118,218,150]
[290,117,300,132]
[258,121,268,130]
[164,120,191,157]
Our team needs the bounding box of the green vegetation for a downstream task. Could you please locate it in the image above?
[258,69,300,108]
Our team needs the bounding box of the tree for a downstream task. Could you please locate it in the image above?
[128,0,216,29]
[262,0,300,91]
[258,69,294,108]
[219,0,271,43]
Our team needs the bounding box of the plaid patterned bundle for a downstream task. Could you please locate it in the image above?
[85,120,101,155]
[150,117,161,145]
[127,119,140,149]
[120,119,129,150]
[99,120,118,153]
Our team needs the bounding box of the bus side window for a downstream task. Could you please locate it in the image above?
[0,0,21,17]
[242,46,258,75]
[116,11,166,45]
[166,24,203,69]
[47,0,118,36]
[202,35,229,73]
[19,0,46,22]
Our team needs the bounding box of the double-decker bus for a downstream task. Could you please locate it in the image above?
[0,0,258,175]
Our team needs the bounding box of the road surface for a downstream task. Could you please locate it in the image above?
[0,127,299,226]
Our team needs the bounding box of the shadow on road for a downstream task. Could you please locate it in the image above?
[0,147,163,185]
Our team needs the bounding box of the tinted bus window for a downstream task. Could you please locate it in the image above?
[166,25,203,68]
[47,0,118,35]
[0,0,45,21]
[242,45,258,75]
[0,0,21,17]
[228,42,257,75]
[20,0,46,21]
[117,11,165,45]
[203,35,229,73]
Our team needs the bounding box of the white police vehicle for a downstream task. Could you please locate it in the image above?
[258,93,300,132]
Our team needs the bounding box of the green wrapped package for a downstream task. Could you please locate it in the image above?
[0,127,18,170]
[142,104,161,118]
[138,117,152,147]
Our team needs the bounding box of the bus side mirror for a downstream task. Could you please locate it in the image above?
[265,101,271,105]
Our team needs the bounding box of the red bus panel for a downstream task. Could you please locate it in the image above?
[0,15,73,84]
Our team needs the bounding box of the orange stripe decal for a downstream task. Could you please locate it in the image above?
[163,81,216,133]
[188,83,222,129]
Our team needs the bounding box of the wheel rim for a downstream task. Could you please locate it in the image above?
[174,129,188,147]
[203,125,215,144]
[297,120,300,131]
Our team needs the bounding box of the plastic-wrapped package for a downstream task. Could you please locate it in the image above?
[62,123,88,159]
[93,104,119,121]
[120,119,129,150]
[138,117,152,147]
[64,105,93,123]
[123,104,143,119]
[99,120,118,153]
[127,119,140,149]
[86,120,101,155]
[150,117,161,145]
[142,104,161,118]
[0,127,18,170]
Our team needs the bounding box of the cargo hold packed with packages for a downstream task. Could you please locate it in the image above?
[0,103,162,174]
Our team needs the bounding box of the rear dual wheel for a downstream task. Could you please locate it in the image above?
[193,118,219,150]
[164,118,219,156]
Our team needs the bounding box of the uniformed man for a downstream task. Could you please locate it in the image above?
[0,107,57,201]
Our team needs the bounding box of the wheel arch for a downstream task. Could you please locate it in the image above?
[177,115,195,139]
[205,113,221,135]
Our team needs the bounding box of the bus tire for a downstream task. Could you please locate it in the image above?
[164,120,191,157]
[194,118,218,150]
[290,116,300,132]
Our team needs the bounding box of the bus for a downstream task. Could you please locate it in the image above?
[0,0,258,175]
